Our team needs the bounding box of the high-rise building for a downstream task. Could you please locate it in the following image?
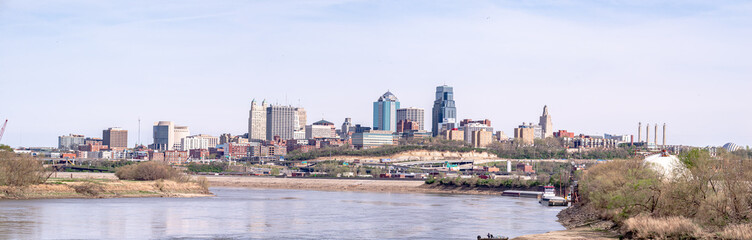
[152,121,174,151]
[352,130,397,149]
[150,121,188,151]
[296,107,307,131]
[373,91,400,132]
[396,120,420,133]
[267,105,300,140]
[248,99,268,142]
[58,134,85,150]
[442,129,464,142]
[432,85,457,136]
[539,105,553,138]
[306,120,336,139]
[173,126,190,150]
[471,129,493,148]
[460,122,493,145]
[514,123,536,145]
[340,117,353,139]
[102,127,128,150]
[181,134,219,150]
[396,107,425,131]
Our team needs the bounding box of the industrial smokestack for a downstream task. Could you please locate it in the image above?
[638,122,642,142]
[662,123,667,147]
[646,123,650,144]
[654,124,658,146]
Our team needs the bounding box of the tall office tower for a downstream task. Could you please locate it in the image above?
[539,105,553,138]
[102,127,128,150]
[432,85,457,136]
[266,105,298,140]
[173,126,190,150]
[373,91,400,131]
[296,107,307,131]
[341,117,353,138]
[152,121,175,151]
[248,99,268,141]
[396,107,425,131]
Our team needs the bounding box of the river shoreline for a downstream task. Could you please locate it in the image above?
[4,172,616,239]
[0,172,211,200]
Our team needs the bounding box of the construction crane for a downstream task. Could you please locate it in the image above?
[0,119,7,143]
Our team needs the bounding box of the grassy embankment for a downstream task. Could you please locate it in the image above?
[0,151,210,199]
[563,149,752,239]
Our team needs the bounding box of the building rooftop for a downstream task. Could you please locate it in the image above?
[377,91,399,102]
[313,119,334,126]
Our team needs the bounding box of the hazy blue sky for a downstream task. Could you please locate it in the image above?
[1,0,750,148]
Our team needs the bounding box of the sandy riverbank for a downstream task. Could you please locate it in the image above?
[0,172,211,200]
[511,227,618,240]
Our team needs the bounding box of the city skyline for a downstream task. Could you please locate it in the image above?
[1,1,751,148]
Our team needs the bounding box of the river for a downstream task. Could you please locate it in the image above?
[0,187,565,239]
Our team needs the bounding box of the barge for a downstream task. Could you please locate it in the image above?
[539,185,568,206]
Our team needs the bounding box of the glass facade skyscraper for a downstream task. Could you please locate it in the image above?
[432,85,457,136]
[373,91,400,132]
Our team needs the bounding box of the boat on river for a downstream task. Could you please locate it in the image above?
[501,190,543,198]
[477,235,508,240]
[539,185,568,206]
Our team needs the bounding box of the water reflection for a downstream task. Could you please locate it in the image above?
[0,187,565,239]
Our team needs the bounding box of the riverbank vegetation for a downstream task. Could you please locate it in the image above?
[425,161,575,191]
[569,149,752,239]
[186,162,228,173]
[0,151,51,186]
[116,161,209,192]
[53,159,135,173]
[286,137,632,161]
[1,152,210,199]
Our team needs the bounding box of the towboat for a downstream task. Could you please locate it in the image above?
[539,185,568,206]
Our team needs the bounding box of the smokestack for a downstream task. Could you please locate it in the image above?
[646,123,650,144]
[638,122,642,142]
[654,124,658,146]
[662,123,666,147]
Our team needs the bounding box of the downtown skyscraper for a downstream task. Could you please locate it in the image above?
[373,91,400,132]
[248,99,268,141]
[266,104,306,140]
[431,85,457,136]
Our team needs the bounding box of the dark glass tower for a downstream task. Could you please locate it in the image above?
[432,85,457,136]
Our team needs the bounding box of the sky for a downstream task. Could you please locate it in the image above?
[0,0,750,148]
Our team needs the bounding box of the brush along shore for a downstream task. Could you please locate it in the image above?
[1,152,211,200]
[0,177,212,200]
